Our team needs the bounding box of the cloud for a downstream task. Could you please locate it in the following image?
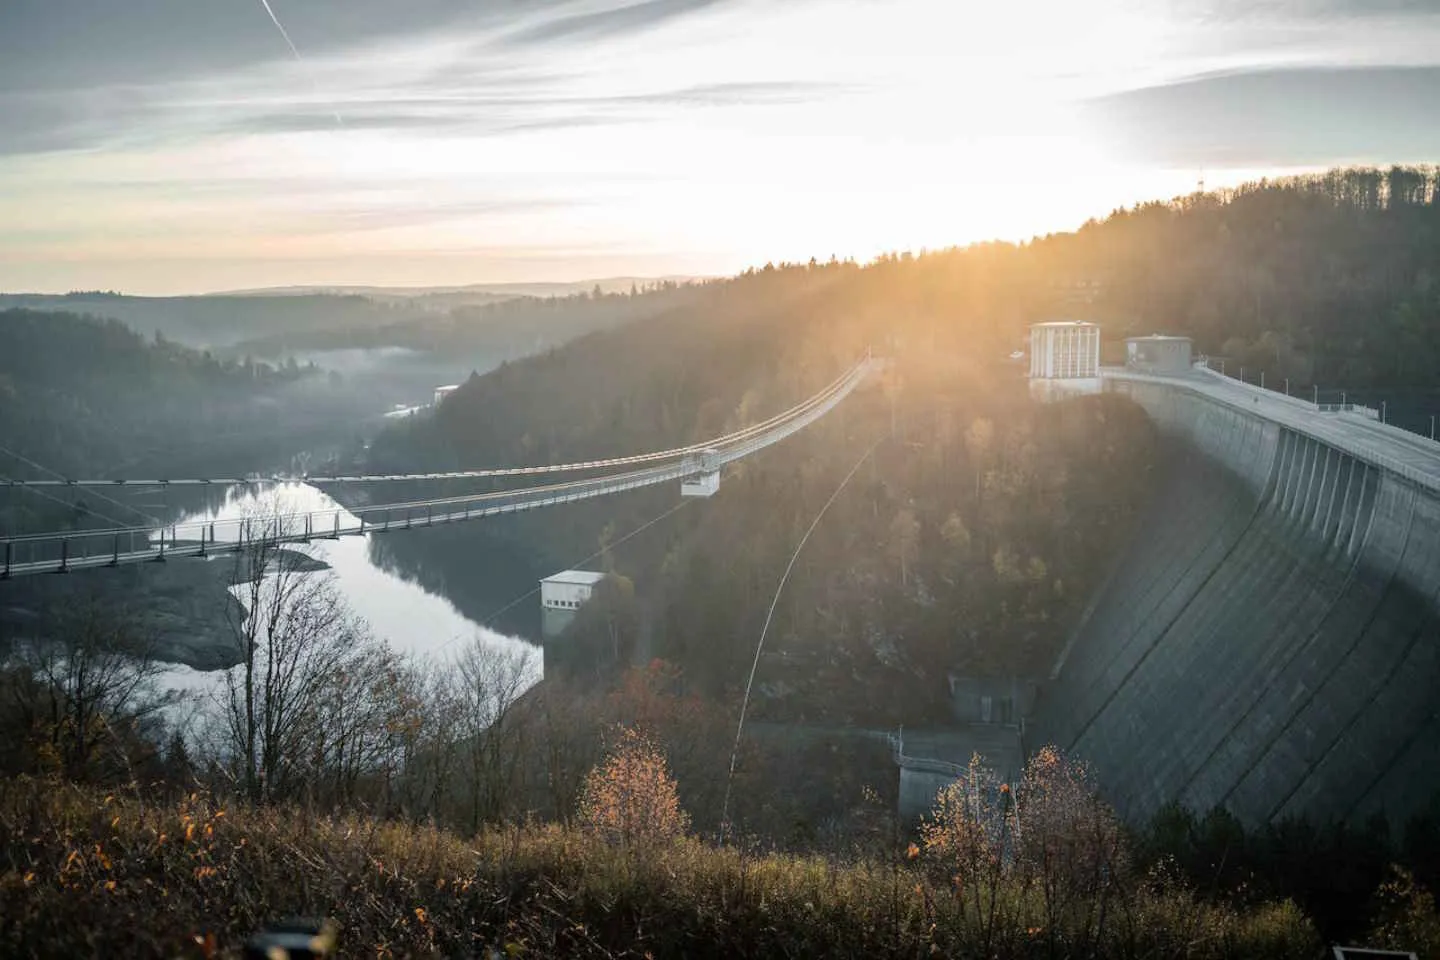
[229,79,840,134]
[0,0,769,156]
[0,30,840,156]
[1081,65,1440,166]
[1203,0,1440,18]
[502,0,728,45]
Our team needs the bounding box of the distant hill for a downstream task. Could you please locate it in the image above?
[0,278,707,352]
[225,282,707,359]
[0,292,420,349]
[210,276,704,300]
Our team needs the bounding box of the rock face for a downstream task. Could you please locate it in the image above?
[1036,385,1440,827]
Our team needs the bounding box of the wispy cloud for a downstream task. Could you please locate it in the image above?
[503,0,729,45]
[0,1,783,155]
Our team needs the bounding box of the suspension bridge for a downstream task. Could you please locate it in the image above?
[1,358,877,578]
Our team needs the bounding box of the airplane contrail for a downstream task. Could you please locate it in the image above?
[253,0,344,125]
[255,0,304,62]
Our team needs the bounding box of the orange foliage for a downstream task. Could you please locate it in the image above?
[577,726,689,847]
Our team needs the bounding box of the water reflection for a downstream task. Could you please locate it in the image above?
[156,481,541,716]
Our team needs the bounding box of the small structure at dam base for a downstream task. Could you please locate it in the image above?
[540,569,605,640]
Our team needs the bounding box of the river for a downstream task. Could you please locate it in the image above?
[154,481,542,725]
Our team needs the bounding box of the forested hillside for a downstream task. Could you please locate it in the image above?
[363,165,1440,724]
[0,309,320,490]
[1032,165,1440,389]
[363,259,1156,725]
[229,282,705,360]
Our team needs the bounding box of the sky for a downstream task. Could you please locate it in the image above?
[1,0,1438,295]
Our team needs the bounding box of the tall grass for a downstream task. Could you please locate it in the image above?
[0,777,1318,958]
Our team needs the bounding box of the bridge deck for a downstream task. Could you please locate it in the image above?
[1104,367,1440,491]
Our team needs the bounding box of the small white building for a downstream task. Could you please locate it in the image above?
[540,570,607,612]
[433,384,460,406]
[1029,321,1100,380]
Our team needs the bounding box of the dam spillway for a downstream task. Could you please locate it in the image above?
[1036,370,1440,827]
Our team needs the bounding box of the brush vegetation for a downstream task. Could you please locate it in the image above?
[0,775,1321,960]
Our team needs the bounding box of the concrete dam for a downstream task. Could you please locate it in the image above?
[1035,369,1440,828]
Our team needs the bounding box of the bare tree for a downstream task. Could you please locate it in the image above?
[529,677,603,826]
[5,602,170,782]
[223,507,364,803]
[305,639,417,809]
[384,655,466,821]
[453,638,537,830]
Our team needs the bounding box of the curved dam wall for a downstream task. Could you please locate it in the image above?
[1035,380,1440,827]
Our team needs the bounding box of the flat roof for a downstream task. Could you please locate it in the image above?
[1127,334,1192,342]
[1031,321,1097,328]
[541,570,607,586]
[434,384,460,392]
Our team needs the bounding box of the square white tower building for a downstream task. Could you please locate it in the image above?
[1029,321,1100,379]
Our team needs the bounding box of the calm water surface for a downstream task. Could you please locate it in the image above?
[157,481,540,718]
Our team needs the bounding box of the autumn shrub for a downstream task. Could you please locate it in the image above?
[1367,866,1440,958]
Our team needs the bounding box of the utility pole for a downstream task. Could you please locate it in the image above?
[1260,371,1266,390]
[1314,384,1319,406]
[1431,415,1435,441]
[1284,377,1290,396]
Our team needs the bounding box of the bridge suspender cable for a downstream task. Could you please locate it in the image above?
[718,434,884,844]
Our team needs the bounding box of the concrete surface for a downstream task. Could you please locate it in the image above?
[1036,371,1440,827]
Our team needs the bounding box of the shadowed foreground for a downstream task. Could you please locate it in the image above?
[0,779,1320,959]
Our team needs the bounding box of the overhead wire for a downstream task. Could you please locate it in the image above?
[718,433,884,843]
[406,495,695,663]
[0,472,136,531]
[462,495,694,642]
[0,442,160,525]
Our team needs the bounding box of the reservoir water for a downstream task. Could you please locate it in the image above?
[155,481,541,718]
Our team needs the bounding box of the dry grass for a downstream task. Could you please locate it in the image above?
[0,777,1319,958]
